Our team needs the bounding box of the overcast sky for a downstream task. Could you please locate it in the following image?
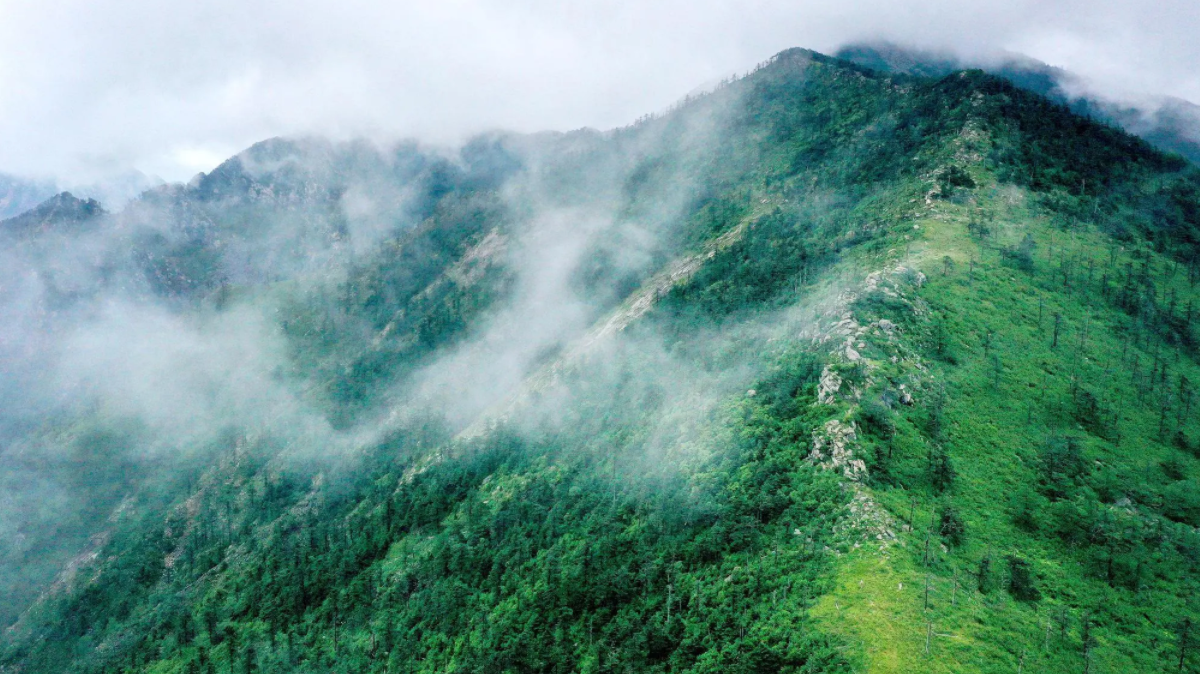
[1,0,1199,185]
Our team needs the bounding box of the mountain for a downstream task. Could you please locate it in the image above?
[1,192,105,234]
[4,47,1200,674]
[836,40,1200,165]
[0,170,163,222]
[1103,96,1200,165]
[0,173,57,220]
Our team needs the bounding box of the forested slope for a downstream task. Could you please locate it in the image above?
[5,48,1200,674]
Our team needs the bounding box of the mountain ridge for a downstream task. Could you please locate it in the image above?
[3,46,1200,673]
[0,191,105,234]
[836,40,1200,165]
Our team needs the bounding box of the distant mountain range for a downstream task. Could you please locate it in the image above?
[0,192,105,235]
[1,43,1198,227]
[0,173,56,220]
[837,41,1200,164]
[0,170,161,220]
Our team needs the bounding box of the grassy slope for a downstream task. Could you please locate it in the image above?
[815,159,1200,671]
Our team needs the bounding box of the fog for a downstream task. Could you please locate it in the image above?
[3,1,1199,633]
[1,1,1199,185]
[0,137,453,623]
[0,69,777,623]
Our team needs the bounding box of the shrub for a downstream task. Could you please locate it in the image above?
[855,399,895,440]
[1039,436,1089,500]
[1001,234,1037,272]
[928,445,956,493]
[1161,453,1188,481]
[1162,479,1200,526]
[1010,486,1045,531]
[1006,555,1041,601]
[939,165,977,199]
[938,504,966,546]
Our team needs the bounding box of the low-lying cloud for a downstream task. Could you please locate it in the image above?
[2,0,1199,186]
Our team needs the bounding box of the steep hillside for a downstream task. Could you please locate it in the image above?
[4,48,1200,674]
[808,122,1200,673]
[836,40,1200,166]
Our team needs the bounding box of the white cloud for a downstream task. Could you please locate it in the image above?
[0,0,1198,183]
[169,146,237,177]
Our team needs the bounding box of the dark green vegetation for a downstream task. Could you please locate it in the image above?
[837,40,1200,167]
[6,47,1200,673]
[7,359,857,674]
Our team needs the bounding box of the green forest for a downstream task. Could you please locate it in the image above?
[6,47,1200,674]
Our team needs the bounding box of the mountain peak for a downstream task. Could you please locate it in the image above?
[836,40,1200,164]
[0,191,105,235]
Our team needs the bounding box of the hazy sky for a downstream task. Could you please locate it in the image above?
[1,0,1198,184]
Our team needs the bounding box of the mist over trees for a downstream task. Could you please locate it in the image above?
[6,46,1200,674]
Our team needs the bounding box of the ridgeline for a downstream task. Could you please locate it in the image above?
[5,48,1200,673]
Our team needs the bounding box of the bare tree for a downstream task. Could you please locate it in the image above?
[1179,617,1192,673]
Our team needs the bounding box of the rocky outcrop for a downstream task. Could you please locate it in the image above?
[808,419,867,482]
[803,264,936,552]
[834,488,899,552]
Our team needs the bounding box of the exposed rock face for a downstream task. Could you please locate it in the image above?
[818,367,843,405]
[835,488,899,551]
[808,419,867,482]
[861,265,926,296]
[802,263,935,553]
[805,420,899,551]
